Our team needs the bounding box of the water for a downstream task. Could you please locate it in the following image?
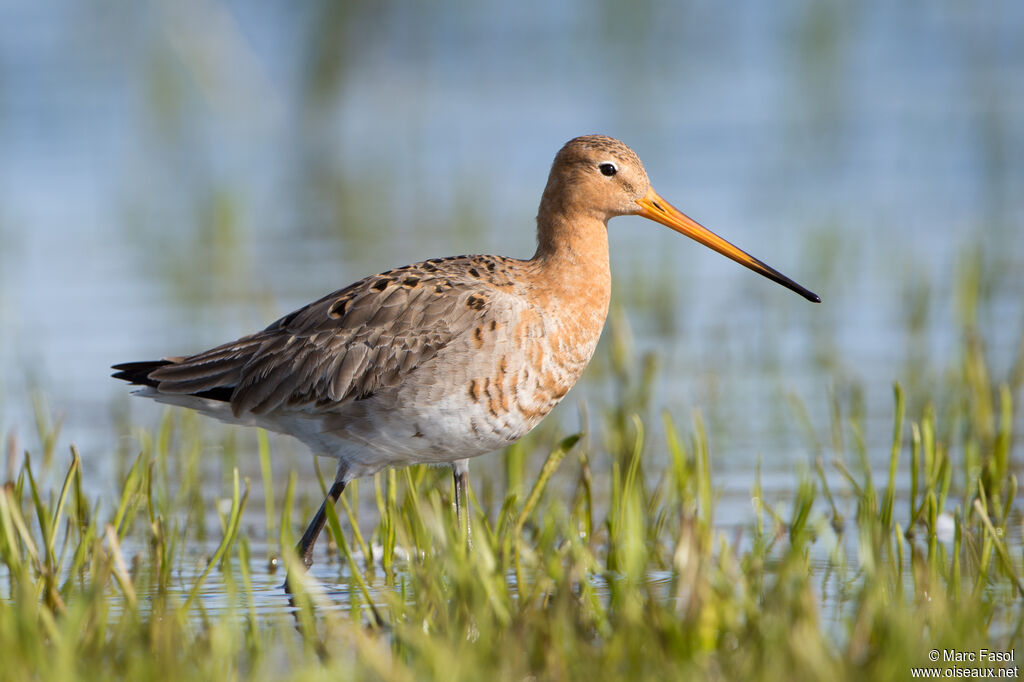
[1,0,1022,614]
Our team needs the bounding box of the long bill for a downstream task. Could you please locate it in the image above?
[636,188,821,303]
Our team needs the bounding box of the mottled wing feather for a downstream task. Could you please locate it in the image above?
[148,261,520,417]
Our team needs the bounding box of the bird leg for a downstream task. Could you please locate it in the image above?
[296,478,346,569]
[452,459,471,543]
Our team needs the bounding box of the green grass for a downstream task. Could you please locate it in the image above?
[2,345,1021,681]
[2,249,1023,681]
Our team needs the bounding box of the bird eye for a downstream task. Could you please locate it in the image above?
[598,162,618,177]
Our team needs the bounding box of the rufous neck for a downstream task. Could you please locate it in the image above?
[533,179,610,262]
[532,212,609,267]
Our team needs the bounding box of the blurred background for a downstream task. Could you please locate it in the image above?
[0,0,1022,507]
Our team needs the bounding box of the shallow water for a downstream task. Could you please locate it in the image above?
[1,0,1022,619]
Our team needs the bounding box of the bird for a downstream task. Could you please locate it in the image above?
[113,135,819,569]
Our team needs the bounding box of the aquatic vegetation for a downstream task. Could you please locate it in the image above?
[1,314,1020,680]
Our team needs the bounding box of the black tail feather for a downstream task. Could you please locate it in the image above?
[112,360,236,403]
[111,360,174,387]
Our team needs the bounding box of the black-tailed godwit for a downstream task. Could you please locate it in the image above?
[113,135,819,568]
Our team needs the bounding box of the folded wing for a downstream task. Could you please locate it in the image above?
[114,261,518,418]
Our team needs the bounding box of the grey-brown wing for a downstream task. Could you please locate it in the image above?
[147,268,518,416]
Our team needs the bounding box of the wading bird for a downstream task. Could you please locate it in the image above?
[113,135,819,570]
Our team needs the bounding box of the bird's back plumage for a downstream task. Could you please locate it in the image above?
[114,251,604,479]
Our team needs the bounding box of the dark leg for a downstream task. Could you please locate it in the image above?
[286,471,384,627]
[452,459,471,542]
[296,479,346,569]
